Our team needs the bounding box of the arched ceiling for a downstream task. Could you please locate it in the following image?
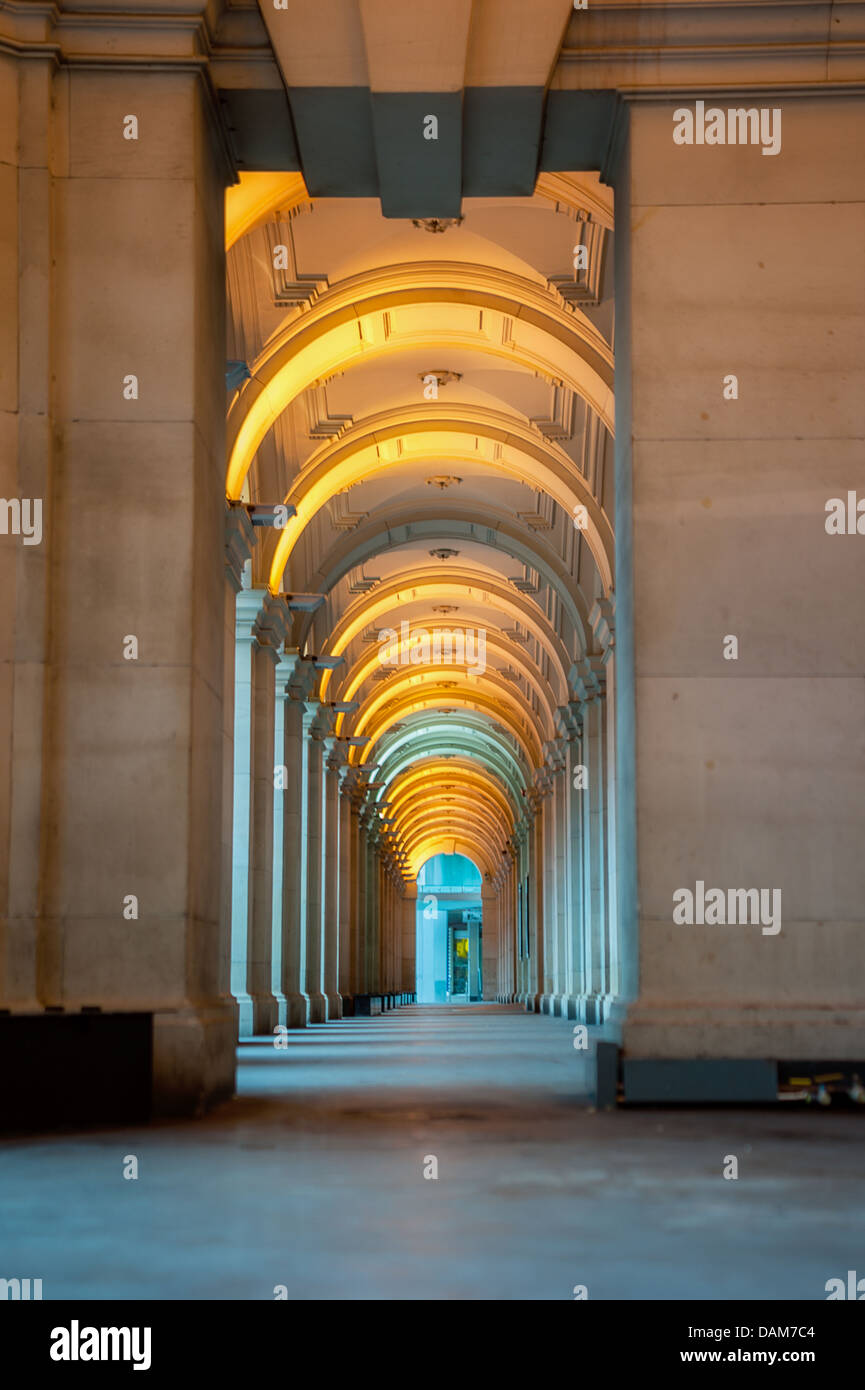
[226,181,614,884]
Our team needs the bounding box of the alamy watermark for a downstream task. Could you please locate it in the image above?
[50,1321,151,1371]
[378,621,487,676]
[673,101,782,157]
[673,881,782,935]
[1,498,42,545]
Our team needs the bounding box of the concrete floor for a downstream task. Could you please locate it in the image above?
[1,1003,862,1300]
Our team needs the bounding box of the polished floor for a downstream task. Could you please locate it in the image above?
[1,1004,862,1300]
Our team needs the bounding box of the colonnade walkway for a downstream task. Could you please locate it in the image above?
[2,1005,863,1301]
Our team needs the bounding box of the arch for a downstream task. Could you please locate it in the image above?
[351,688,541,768]
[226,170,613,250]
[372,723,530,809]
[350,670,549,758]
[268,404,614,595]
[337,630,559,739]
[409,835,499,880]
[226,262,614,501]
[319,567,573,705]
[386,765,515,829]
[299,499,592,653]
[225,172,311,251]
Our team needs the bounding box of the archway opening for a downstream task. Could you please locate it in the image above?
[416,854,483,1004]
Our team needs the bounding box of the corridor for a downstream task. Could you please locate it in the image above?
[1,0,863,1318]
[2,1006,862,1302]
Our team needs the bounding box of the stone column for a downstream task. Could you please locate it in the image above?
[222,509,256,1033]
[322,739,344,1019]
[537,769,556,1013]
[499,865,511,1001]
[355,805,368,996]
[384,868,396,997]
[303,708,328,1022]
[481,881,498,999]
[230,592,256,1035]
[3,60,236,1113]
[271,659,287,1026]
[362,810,379,993]
[246,586,289,1034]
[337,769,354,1005]
[515,823,529,1004]
[591,600,618,1010]
[383,867,390,999]
[614,98,865,1064]
[556,703,584,1019]
[545,737,569,1016]
[402,881,417,997]
[576,658,607,1023]
[279,655,316,1026]
[528,792,545,1011]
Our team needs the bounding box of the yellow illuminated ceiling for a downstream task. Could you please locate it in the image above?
[225,172,614,883]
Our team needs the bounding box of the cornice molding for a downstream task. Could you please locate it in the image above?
[556,1,865,91]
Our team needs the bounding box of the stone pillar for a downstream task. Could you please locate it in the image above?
[528,793,545,1011]
[337,770,353,1005]
[379,867,389,998]
[537,771,556,1013]
[615,97,865,1062]
[230,591,257,1035]
[271,659,287,1026]
[545,738,569,1016]
[0,51,52,1020]
[556,703,584,1019]
[391,870,401,996]
[499,865,511,1001]
[515,823,530,1004]
[576,658,607,1023]
[303,708,328,1022]
[591,600,618,1010]
[279,656,316,1026]
[232,589,288,1036]
[355,806,368,995]
[0,60,236,1113]
[322,740,343,1019]
[481,882,498,999]
[222,509,255,1033]
[402,881,417,996]
[362,812,379,993]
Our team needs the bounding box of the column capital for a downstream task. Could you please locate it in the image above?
[254,592,289,661]
[303,700,333,740]
[224,502,256,594]
[324,737,351,772]
[235,588,289,664]
[571,653,606,705]
[555,702,582,740]
[340,764,365,797]
[531,767,553,802]
[278,650,319,702]
[543,737,568,774]
[515,814,532,842]
[589,596,616,662]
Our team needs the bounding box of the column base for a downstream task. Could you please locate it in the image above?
[284,992,310,1027]
[544,993,569,1017]
[353,994,383,1016]
[307,991,328,1023]
[325,991,343,1019]
[250,994,279,1037]
[273,991,288,1027]
[566,993,608,1026]
[234,991,254,1039]
[152,1001,237,1117]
